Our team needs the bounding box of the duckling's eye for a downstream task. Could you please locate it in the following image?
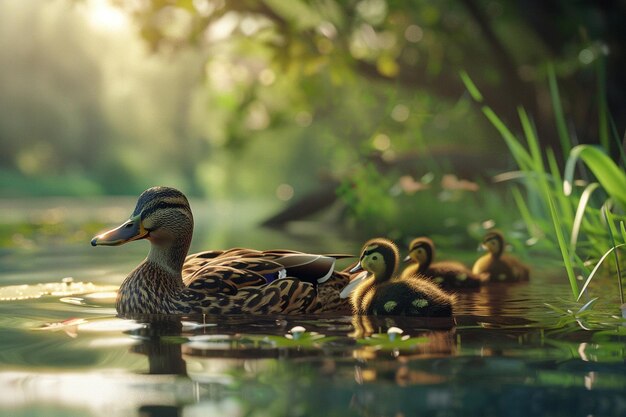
[372,255,378,261]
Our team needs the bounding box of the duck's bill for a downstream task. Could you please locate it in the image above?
[91,215,147,246]
[340,270,368,299]
[348,262,363,274]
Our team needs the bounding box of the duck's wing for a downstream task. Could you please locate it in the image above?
[183,249,353,313]
[184,248,264,264]
[178,277,319,315]
[238,278,320,314]
[183,250,287,288]
[184,262,287,288]
[185,250,225,262]
[260,251,342,284]
[265,249,354,259]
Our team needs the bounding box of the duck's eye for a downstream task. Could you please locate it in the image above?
[372,255,378,261]
[157,202,168,209]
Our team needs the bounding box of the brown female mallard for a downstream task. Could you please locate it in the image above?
[348,238,454,317]
[91,187,352,315]
[472,231,530,282]
[402,237,481,289]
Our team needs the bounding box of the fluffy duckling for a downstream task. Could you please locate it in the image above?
[402,237,481,289]
[349,238,454,317]
[472,231,530,282]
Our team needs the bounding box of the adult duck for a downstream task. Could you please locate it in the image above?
[91,187,352,315]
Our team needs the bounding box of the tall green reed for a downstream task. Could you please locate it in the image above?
[461,62,626,304]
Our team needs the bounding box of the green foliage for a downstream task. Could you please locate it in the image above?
[564,145,626,207]
[462,68,626,303]
[337,164,397,234]
[1,0,618,199]
[0,170,104,197]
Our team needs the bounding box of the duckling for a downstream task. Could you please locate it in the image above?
[91,186,353,315]
[402,237,481,289]
[349,238,454,317]
[472,230,530,282]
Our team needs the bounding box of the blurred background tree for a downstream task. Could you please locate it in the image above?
[0,0,623,236]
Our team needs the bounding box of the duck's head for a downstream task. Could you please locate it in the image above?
[404,237,434,269]
[91,186,194,247]
[482,230,505,257]
[350,238,399,282]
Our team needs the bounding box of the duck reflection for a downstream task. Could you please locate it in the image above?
[117,313,460,417]
[138,405,181,417]
[124,314,187,375]
[123,314,457,372]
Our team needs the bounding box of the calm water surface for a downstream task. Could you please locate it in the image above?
[1,199,625,417]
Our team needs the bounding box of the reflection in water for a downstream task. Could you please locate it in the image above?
[127,316,186,375]
[109,307,626,417]
[3,255,626,416]
[138,405,181,417]
[117,313,461,416]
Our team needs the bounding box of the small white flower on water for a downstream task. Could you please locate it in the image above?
[287,325,306,340]
[387,326,403,342]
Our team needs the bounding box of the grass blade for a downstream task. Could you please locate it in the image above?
[563,145,626,206]
[459,70,484,102]
[577,297,599,314]
[547,192,578,297]
[547,63,571,156]
[609,114,626,167]
[511,185,539,238]
[547,148,563,186]
[570,183,600,254]
[603,205,624,304]
[482,107,534,171]
[577,243,626,301]
[518,107,545,172]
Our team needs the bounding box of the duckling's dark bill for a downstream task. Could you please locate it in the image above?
[91,215,148,246]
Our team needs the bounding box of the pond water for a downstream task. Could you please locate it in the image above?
[1,199,626,417]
